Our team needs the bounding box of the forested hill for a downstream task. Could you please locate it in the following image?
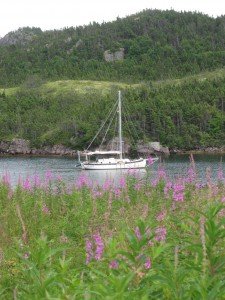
[1,9,225,86]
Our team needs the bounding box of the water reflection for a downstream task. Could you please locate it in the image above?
[0,154,224,187]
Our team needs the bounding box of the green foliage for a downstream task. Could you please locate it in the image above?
[0,171,225,298]
[1,10,225,86]
[0,75,224,149]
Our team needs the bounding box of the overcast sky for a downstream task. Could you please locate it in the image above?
[1,0,225,37]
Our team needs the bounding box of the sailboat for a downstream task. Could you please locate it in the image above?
[78,91,158,170]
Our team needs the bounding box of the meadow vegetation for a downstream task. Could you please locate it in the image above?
[0,161,225,299]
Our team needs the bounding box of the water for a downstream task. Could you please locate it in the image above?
[0,154,224,187]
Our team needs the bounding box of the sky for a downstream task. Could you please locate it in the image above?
[0,0,225,37]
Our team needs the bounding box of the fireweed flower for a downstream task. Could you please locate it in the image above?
[2,171,11,186]
[109,260,119,269]
[134,182,142,191]
[102,179,113,191]
[33,174,41,188]
[23,178,32,191]
[76,173,92,189]
[56,174,63,181]
[155,226,167,242]
[173,181,185,202]
[85,239,93,264]
[147,156,154,166]
[42,203,50,215]
[217,166,224,182]
[92,190,103,199]
[164,181,172,198]
[114,188,121,198]
[134,226,142,240]
[158,167,167,180]
[144,257,152,270]
[186,166,196,183]
[156,210,166,222]
[195,182,205,189]
[93,233,104,261]
[23,252,30,259]
[45,170,53,182]
[119,177,126,189]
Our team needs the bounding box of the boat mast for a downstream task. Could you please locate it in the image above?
[118,91,123,159]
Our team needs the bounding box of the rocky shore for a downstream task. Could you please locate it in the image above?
[170,146,225,154]
[0,139,76,156]
[0,139,170,157]
[0,138,224,157]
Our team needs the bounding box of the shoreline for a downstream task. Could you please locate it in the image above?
[0,150,225,158]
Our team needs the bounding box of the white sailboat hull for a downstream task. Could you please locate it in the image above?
[80,158,157,170]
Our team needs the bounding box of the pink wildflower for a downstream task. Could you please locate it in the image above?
[164,181,172,198]
[45,170,53,182]
[42,203,50,215]
[155,226,167,242]
[23,178,32,191]
[134,182,142,191]
[119,177,126,189]
[76,173,92,189]
[217,166,224,182]
[114,188,121,198]
[85,239,93,264]
[33,174,41,188]
[23,252,30,259]
[102,179,113,191]
[173,181,185,202]
[93,233,104,261]
[157,167,167,180]
[147,156,154,166]
[134,226,142,240]
[92,190,103,199]
[57,174,63,181]
[156,210,166,222]
[2,171,11,186]
[186,166,196,183]
[109,260,119,269]
[144,257,152,270]
[221,197,225,203]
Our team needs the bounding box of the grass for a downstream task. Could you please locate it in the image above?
[0,164,225,299]
[1,67,225,97]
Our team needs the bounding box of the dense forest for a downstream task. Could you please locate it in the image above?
[0,9,225,150]
[0,76,225,150]
[1,9,225,86]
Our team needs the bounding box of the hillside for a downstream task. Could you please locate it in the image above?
[0,70,224,150]
[0,9,225,151]
[1,9,225,87]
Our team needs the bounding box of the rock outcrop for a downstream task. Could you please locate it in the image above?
[0,27,42,46]
[0,138,170,157]
[137,142,170,156]
[104,48,125,62]
[8,139,31,154]
[101,138,169,156]
[0,139,76,156]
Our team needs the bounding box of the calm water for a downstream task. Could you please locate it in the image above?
[0,154,224,187]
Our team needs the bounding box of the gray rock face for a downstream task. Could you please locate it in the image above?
[75,39,83,48]
[0,27,42,46]
[137,142,170,156]
[100,138,169,156]
[8,139,31,154]
[0,139,77,156]
[104,48,125,62]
